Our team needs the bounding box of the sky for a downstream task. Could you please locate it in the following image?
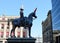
[0,0,52,37]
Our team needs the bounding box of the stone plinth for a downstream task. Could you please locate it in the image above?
[6,38,36,43]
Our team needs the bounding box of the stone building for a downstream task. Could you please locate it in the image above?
[42,10,53,43]
[0,15,21,43]
[53,30,60,43]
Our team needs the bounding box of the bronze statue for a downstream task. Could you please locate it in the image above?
[8,8,37,38]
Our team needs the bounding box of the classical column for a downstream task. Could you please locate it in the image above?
[20,27,24,38]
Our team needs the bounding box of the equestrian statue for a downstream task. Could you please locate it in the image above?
[8,7,37,38]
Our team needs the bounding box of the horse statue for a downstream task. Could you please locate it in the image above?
[8,8,37,38]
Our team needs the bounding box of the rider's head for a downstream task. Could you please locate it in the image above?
[20,8,24,11]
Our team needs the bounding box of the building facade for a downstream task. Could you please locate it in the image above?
[0,15,30,43]
[42,10,53,43]
[53,30,60,43]
[55,33,60,43]
[51,0,60,30]
[0,15,23,43]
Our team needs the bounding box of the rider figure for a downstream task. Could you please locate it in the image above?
[20,7,24,18]
[20,6,24,26]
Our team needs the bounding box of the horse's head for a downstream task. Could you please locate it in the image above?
[32,8,37,18]
[28,8,37,20]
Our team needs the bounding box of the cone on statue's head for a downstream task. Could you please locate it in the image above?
[20,5,24,11]
[20,8,24,11]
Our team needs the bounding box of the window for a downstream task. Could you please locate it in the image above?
[7,26,9,29]
[17,32,20,37]
[1,24,4,29]
[5,41,7,43]
[0,32,4,38]
[11,32,14,36]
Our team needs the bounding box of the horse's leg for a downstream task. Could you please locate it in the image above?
[10,25,16,37]
[28,23,32,38]
[29,27,32,38]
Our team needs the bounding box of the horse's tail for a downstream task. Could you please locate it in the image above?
[7,19,14,26]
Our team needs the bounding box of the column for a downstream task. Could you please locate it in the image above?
[20,27,24,38]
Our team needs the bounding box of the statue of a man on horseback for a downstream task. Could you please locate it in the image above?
[8,7,37,38]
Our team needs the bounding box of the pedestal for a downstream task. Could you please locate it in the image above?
[6,38,36,43]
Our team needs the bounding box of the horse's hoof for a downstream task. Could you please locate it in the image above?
[29,36,32,38]
[10,35,12,38]
[12,35,16,38]
[10,35,16,38]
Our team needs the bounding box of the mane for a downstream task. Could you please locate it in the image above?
[28,12,34,19]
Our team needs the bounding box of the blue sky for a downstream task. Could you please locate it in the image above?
[0,0,52,37]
